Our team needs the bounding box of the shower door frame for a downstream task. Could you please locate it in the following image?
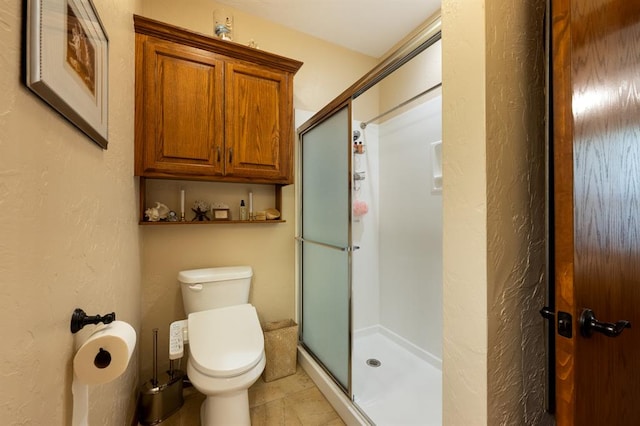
[296,12,442,403]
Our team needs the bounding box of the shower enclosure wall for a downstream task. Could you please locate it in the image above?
[298,18,442,425]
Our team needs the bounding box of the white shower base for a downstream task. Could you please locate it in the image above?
[352,327,442,426]
[299,328,442,426]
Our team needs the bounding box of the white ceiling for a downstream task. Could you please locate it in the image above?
[215,0,441,58]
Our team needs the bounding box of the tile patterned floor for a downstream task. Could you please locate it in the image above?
[152,366,345,426]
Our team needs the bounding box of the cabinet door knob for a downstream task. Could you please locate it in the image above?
[216,146,221,163]
[229,148,233,164]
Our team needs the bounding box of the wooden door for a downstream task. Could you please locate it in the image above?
[225,62,293,183]
[140,38,224,177]
[553,0,640,424]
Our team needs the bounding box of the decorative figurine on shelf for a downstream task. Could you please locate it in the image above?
[192,200,211,221]
[213,10,233,41]
[145,202,170,222]
[167,211,178,222]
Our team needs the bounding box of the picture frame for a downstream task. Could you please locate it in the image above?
[26,0,109,149]
[212,208,230,221]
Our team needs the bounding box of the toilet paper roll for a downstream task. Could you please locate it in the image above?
[73,320,137,385]
[72,321,136,426]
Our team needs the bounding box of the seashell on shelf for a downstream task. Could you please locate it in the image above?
[145,207,160,222]
[145,202,170,222]
[155,202,170,219]
[265,208,280,220]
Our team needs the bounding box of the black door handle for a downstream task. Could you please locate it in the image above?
[579,309,631,338]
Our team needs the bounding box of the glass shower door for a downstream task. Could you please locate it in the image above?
[299,105,351,390]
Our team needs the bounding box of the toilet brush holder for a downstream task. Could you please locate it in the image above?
[138,328,185,425]
[138,369,185,425]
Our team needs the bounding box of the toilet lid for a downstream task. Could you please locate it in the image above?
[188,304,264,378]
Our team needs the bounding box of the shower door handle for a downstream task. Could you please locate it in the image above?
[295,237,358,252]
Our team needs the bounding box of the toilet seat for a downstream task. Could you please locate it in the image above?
[188,304,264,378]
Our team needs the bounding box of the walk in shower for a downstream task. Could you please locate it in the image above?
[298,17,442,425]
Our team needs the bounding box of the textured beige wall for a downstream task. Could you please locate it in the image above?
[484,1,551,424]
[0,0,142,425]
[441,1,488,423]
[442,0,550,424]
[137,0,377,381]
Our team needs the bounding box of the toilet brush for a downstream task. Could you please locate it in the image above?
[152,328,158,388]
[137,327,185,425]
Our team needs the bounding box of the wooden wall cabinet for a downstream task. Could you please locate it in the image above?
[134,15,303,185]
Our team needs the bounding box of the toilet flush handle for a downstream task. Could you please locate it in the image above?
[188,284,203,291]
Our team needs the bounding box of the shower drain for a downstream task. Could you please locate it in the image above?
[366,358,382,367]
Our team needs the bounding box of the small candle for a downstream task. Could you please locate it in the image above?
[180,189,185,216]
[249,191,253,220]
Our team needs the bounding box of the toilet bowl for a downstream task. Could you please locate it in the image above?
[186,304,265,425]
[177,266,263,425]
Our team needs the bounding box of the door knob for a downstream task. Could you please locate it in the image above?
[579,308,631,338]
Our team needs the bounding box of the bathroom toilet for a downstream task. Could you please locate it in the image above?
[178,266,265,426]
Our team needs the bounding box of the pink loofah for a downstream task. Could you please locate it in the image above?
[353,200,369,217]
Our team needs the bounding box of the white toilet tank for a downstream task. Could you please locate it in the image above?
[178,266,253,315]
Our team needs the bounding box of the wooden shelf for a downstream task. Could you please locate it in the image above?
[139,219,286,226]
[139,177,285,225]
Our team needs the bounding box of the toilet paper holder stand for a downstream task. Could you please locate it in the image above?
[70,308,116,334]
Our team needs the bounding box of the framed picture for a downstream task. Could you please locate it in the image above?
[26,0,109,149]
[212,208,230,220]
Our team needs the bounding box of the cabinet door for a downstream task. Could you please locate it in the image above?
[225,62,293,183]
[142,39,224,177]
